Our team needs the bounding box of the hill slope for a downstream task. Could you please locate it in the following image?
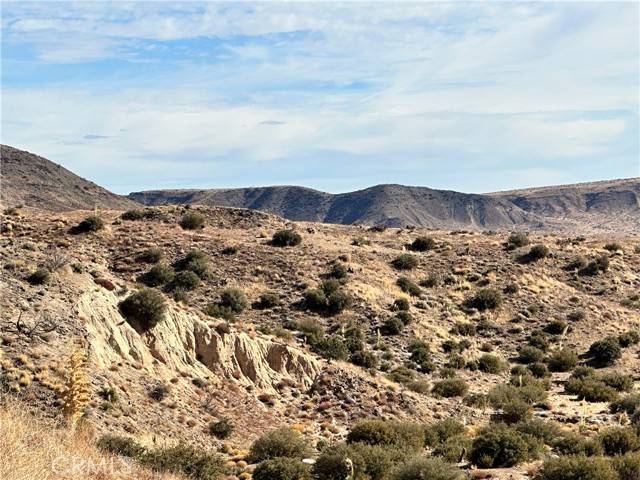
[0,145,138,211]
[129,184,540,230]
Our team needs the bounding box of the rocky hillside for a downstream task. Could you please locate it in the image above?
[130,180,639,234]
[0,145,138,211]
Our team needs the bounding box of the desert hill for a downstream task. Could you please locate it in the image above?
[0,145,138,211]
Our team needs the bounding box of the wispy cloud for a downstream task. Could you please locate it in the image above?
[1,2,638,194]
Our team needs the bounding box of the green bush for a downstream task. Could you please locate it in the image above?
[173,250,212,279]
[469,424,541,468]
[249,427,310,462]
[599,372,633,392]
[611,452,640,480]
[424,418,466,447]
[208,418,233,439]
[119,288,167,331]
[142,263,175,287]
[432,435,472,463]
[121,209,155,221]
[528,244,549,261]
[221,245,238,255]
[140,443,226,480]
[500,398,532,424]
[313,335,349,360]
[589,337,622,367]
[465,288,503,311]
[618,330,640,348]
[27,267,50,285]
[534,456,617,480]
[256,291,280,309]
[515,418,561,445]
[396,276,421,296]
[72,215,104,233]
[477,354,507,374]
[136,247,163,263]
[528,362,550,378]
[518,346,545,364]
[253,457,311,480]
[545,320,568,335]
[610,394,640,415]
[580,255,610,276]
[179,212,205,230]
[393,298,410,311]
[327,262,348,280]
[432,378,468,398]
[171,270,201,291]
[384,317,404,335]
[272,229,302,247]
[326,290,352,314]
[391,254,419,270]
[390,456,464,480]
[203,304,235,321]
[220,288,248,313]
[547,348,578,372]
[96,434,146,458]
[551,431,602,457]
[596,427,639,456]
[565,377,618,402]
[604,242,623,252]
[507,232,529,249]
[409,340,436,373]
[314,442,404,480]
[347,420,424,452]
[410,237,436,252]
[351,349,379,369]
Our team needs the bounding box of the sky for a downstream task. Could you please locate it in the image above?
[1,1,639,194]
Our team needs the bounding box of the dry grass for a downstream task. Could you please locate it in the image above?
[0,401,181,480]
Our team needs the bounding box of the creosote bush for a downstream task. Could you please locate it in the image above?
[272,229,302,247]
[596,427,639,456]
[119,288,167,331]
[220,288,248,313]
[589,336,622,367]
[465,288,503,311]
[534,456,617,480]
[208,418,234,439]
[256,291,280,309]
[396,276,421,296]
[391,456,464,480]
[528,244,550,261]
[410,236,436,252]
[171,270,201,291]
[314,442,405,480]
[141,263,174,287]
[27,267,50,285]
[136,247,163,264]
[71,215,104,233]
[179,212,205,230]
[173,250,212,279]
[391,254,419,270]
[249,427,310,463]
[477,353,507,374]
[469,423,541,468]
[253,457,311,480]
[507,232,529,250]
[432,378,468,398]
[347,419,424,452]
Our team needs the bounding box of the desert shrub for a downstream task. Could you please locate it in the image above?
[326,290,352,314]
[528,331,550,351]
[72,215,104,233]
[220,288,247,313]
[551,431,602,457]
[410,237,436,252]
[393,298,410,311]
[409,340,436,373]
[477,354,506,374]
[469,423,541,468]
[566,256,588,271]
[384,317,404,335]
[424,418,466,447]
[528,362,550,378]
[596,427,639,456]
[604,242,623,252]
[572,365,596,379]
[208,418,233,439]
[173,250,211,279]
[589,336,622,367]
[489,383,547,408]
[565,377,618,402]
[327,262,348,280]
[272,229,302,247]
[249,427,310,462]
[140,443,225,480]
[171,271,200,291]
[179,212,205,230]
[610,394,640,415]
[465,288,503,311]
[528,244,549,261]
[518,346,545,364]
[432,435,472,463]
[618,330,640,348]
[407,380,431,394]
[580,255,610,276]
[27,267,50,285]
[221,245,238,255]
[507,232,529,249]
[432,378,468,398]
[142,263,174,287]
[387,366,415,384]
[121,209,149,221]
[256,291,280,309]
[545,320,568,335]
[500,398,532,424]
[135,248,162,265]
[390,456,464,480]
[547,348,578,372]
[534,456,617,480]
[313,335,349,360]
[452,322,476,336]
[253,457,311,480]
[347,420,424,452]
[396,276,421,296]
[514,418,561,444]
[611,452,640,479]
[97,434,146,458]
[351,349,378,369]
[421,273,441,288]
[391,254,418,270]
[119,288,167,331]
[314,442,404,480]
[203,304,235,321]
[599,372,633,392]
[303,289,327,311]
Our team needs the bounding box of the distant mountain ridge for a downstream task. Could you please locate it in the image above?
[1,145,637,233]
[1,145,138,211]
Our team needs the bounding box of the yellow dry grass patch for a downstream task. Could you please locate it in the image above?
[0,402,181,480]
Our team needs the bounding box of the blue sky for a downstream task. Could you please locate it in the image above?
[1,1,638,194]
